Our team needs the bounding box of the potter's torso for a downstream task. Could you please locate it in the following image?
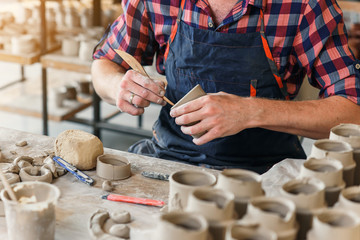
[207,0,239,26]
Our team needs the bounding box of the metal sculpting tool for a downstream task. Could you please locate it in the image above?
[102,193,165,207]
[53,156,94,186]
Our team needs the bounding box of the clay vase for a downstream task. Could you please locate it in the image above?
[186,187,235,240]
[280,177,326,240]
[214,169,264,219]
[300,157,345,206]
[225,221,277,240]
[330,123,360,185]
[307,208,360,240]
[244,196,298,240]
[337,186,360,217]
[0,181,61,240]
[310,139,355,187]
[152,211,209,240]
[168,170,216,211]
[171,84,207,138]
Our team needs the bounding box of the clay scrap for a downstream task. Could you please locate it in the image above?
[89,209,131,240]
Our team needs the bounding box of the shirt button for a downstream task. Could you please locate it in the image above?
[356,63,360,70]
[208,22,214,28]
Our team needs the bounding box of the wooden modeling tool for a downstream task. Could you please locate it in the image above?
[102,193,165,207]
[0,170,17,202]
[115,49,174,106]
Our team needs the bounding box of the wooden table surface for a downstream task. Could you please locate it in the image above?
[0,127,303,239]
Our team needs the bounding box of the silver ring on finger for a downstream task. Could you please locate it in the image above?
[129,92,135,105]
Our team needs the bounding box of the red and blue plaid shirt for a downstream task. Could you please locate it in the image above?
[94,0,360,104]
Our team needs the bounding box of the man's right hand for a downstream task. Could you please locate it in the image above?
[115,69,166,115]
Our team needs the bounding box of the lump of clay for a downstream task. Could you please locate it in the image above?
[110,210,131,224]
[109,224,130,239]
[102,180,113,192]
[15,141,28,147]
[55,129,104,170]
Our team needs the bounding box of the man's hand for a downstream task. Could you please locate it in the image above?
[170,92,254,145]
[115,70,166,115]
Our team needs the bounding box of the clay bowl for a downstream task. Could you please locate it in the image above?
[96,154,131,180]
[168,170,216,211]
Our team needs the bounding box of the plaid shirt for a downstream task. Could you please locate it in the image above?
[94,0,360,104]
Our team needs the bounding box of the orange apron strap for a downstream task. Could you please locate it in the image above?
[259,10,290,100]
[250,79,257,97]
[164,0,186,61]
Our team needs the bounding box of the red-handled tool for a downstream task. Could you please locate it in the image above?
[102,194,165,207]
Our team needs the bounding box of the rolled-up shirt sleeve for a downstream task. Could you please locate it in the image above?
[293,0,360,105]
[93,0,157,69]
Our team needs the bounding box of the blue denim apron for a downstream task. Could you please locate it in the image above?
[131,0,306,173]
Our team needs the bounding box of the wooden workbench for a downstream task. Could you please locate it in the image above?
[0,127,303,239]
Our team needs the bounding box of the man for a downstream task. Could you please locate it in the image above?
[92,0,360,173]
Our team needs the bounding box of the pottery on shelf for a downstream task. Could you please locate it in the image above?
[168,169,216,211]
[214,169,264,219]
[307,208,360,240]
[152,211,209,240]
[61,38,79,56]
[243,196,298,240]
[300,157,345,206]
[280,177,326,240]
[310,139,355,187]
[330,123,360,185]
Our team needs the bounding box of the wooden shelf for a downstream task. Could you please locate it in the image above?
[41,51,92,73]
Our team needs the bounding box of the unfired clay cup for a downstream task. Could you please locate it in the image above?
[330,123,360,185]
[186,187,235,240]
[225,222,277,240]
[171,84,207,138]
[337,186,360,217]
[300,157,345,206]
[307,208,360,240]
[215,169,264,219]
[152,211,209,240]
[0,181,60,240]
[244,196,298,240]
[280,177,326,240]
[310,139,355,186]
[96,154,131,180]
[168,170,216,211]
[61,38,79,56]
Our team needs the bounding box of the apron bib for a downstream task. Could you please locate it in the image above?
[151,0,305,173]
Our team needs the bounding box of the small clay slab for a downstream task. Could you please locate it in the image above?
[96,154,131,180]
[171,84,207,138]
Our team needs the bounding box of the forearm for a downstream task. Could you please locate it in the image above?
[91,59,126,106]
[248,96,360,139]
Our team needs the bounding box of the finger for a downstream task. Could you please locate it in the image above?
[127,91,151,108]
[170,98,203,118]
[117,99,145,116]
[192,128,218,145]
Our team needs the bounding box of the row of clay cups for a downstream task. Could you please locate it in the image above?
[309,138,355,187]
[168,169,264,217]
[168,169,265,240]
[330,123,360,185]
